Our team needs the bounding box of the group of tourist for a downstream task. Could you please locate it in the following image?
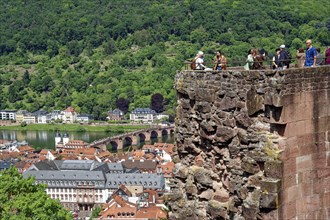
[191,39,330,71]
[295,39,330,68]
[248,39,330,70]
[192,50,227,71]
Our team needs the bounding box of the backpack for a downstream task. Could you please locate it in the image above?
[190,58,196,70]
[284,50,292,65]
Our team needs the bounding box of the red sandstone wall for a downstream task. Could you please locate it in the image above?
[272,81,330,219]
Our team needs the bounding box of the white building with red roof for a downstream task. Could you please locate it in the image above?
[62,106,77,124]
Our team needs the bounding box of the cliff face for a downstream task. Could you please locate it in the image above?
[167,66,330,220]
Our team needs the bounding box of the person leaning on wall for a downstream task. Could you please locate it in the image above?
[213,50,227,71]
[296,48,305,68]
[304,39,317,67]
[326,47,330,65]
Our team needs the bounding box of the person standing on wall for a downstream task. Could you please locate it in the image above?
[272,48,282,70]
[279,45,291,69]
[296,48,305,68]
[304,39,317,67]
[244,49,256,70]
[213,50,227,71]
[195,51,206,70]
[326,47,330,65]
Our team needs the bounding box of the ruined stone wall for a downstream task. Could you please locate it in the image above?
[167,66,330,220]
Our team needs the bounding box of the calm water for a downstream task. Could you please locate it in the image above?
[0,130,174,150]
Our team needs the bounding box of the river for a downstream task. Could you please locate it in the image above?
[0,130,174,150]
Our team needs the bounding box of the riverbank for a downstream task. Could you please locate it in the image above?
[0,124,149,132]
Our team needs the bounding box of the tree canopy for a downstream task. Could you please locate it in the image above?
[0,0,328,119]
[0,167,72,220]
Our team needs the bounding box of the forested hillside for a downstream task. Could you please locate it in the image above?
[0,0,329,119]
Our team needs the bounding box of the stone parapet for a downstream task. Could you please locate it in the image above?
[167,66,330,220]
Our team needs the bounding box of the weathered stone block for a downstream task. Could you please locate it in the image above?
[235,112,253,128]
[215,126,237,142]
[213,189,230,203]
[264,159,283,178]
[191,166,213,187]
[242,202,259,220]
[207,200,229,219]
[271,94,283,107]
[174,163,189,179]
[260,192,278,209]
[198,189,214,201]
[195,101,211,113]
[260,178,281,193]
[242,156,260,174]
[185,182,198,196]
[200,120,216,133]
[246,88,264,116]
[215,96,237,111]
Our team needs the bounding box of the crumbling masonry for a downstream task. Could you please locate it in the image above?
[166,66,330,220]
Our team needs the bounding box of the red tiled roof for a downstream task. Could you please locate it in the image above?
[63,106,77,113]
[136,205,167,219]
[18,145,35,152]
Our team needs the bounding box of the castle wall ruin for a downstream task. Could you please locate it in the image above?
[167,66,330,220]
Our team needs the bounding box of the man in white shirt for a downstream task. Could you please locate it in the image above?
[195,51,206,70]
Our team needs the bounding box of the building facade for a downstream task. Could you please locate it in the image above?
[62,107,77,124]
[129,108,157,123]
[24,160,165,211]
[107,108,125,121]
[0,110,16,120]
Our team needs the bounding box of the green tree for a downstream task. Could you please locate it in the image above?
[90,206,102,219]
[23,70,31,84]
[0,166,72,220]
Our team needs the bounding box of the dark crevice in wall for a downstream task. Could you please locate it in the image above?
[270,124,286,136]
[270,106,282,122]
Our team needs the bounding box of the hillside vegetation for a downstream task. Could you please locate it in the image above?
[0,0,329,119]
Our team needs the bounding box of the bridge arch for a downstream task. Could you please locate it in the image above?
[161,129,168,136]
[138,133,146,142]
[123,136,132,148]
[110,141,118,152]
[150,130,158,139]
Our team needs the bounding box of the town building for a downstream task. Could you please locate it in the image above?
[33,110,49,124]
[0,160,13,171]
[129,108,157,123]
[22,112,37,124]
[76,114,94,123]
[0,110,16,121]
[62,106,78,124]
[23,160,165,211]
[107,108,125,121]
[98,186,167,219]
[62,140,89,149]
[122,159,158,173]
[48,110,63,121]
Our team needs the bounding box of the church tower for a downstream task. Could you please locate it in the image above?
[55,131,62,145]
[62,132,69,145]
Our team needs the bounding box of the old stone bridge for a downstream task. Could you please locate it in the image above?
[87,126,175,150]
